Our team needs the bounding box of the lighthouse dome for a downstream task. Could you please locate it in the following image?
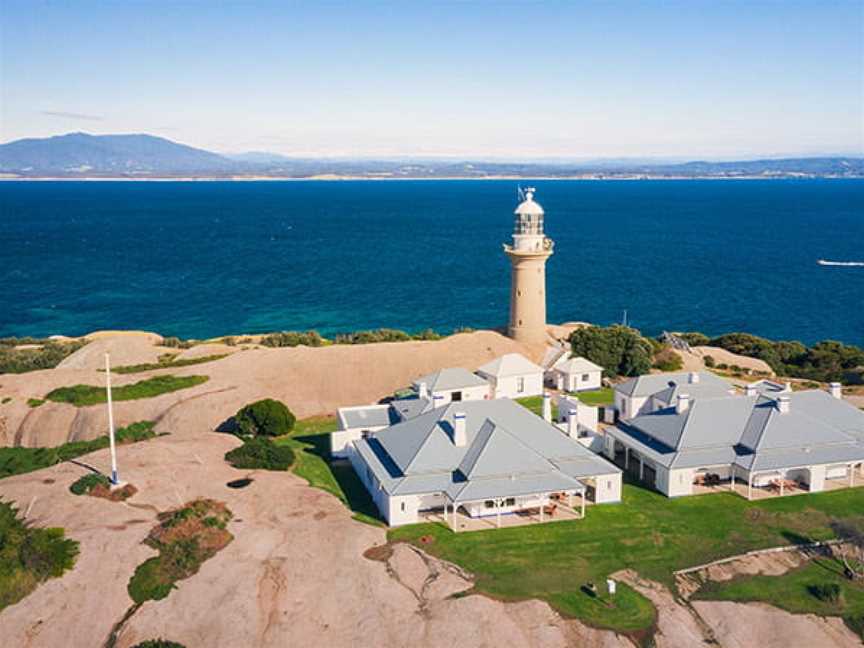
[514,188,544,216]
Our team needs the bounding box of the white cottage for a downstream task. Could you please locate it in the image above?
[548,355,604,392]
[476,353,544,399]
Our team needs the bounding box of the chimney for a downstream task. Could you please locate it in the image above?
[418,382,429,400]
[432,394,444,409]
[453,412,467,446]
[676,393,690,414]
[689,372,700,384]
[745,384,757,397]
[829,382,843,400]
[542,392,552,423]
[567,408,578,438]
[777,395,791,414]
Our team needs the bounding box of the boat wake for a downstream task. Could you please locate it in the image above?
[817,259,864,267]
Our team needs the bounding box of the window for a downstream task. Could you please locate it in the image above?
[401,502,406,512]
[606,480,612,490]
[366,467,373,484]
[582,373,590,381]
[517,377,525,393]
[452,391,462,402]
[484,500,495,509]
[505,497,516,506]
[361,430,371,439]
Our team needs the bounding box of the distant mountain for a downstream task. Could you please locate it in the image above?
[1,132,862,179]
[0,132,237,176]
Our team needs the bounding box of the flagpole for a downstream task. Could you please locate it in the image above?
[105,352,119,485]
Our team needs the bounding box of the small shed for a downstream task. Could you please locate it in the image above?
[549,356,603,392]
[476,353,544,399]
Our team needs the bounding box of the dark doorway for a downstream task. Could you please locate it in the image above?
[452,391,462,402]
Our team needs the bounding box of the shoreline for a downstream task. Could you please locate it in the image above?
[1,175,862,182]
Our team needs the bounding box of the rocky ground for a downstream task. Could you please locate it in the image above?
[1,330,861,647]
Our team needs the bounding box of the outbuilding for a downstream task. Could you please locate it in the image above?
[476,353,544,399]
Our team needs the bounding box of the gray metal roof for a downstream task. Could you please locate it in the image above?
[413,367,489,392]
[353,398,620,501]
[477,353,543,378]
[611,389,864,473]
[615,371,732,398]
[389,396,433,421]
[339,405,400,429]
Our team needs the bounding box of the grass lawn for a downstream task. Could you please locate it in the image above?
[693,558,864,640]
[274,416,382,526]
[45,375,209,407]
[110,354,228,374]
[389,481,864,635]
[573,387,614,406]
[516,396,558,420]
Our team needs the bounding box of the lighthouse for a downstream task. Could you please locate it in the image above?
[504,188,554,345]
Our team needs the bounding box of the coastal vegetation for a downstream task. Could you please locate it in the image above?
[127,499,232,604]
[260,327,445,347]
[224,437,295,471]
[132,641,186,648]
[389,482,864,636]
[234,399,295,437]
[0,500,79,611]
[0,337,88,374]
[110,353,228,374]
[569,325,654,377]
[693,557,864,640]
[45,375,208,407]
[0,421,157,479]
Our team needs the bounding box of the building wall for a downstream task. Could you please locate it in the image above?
[593,472,622,503]
[432,383,490,405]
[348,444,392,523]
[614,392,650,420]
[483,371,544,399]
[330,426,386,458]
[560,369,602,392]
[387,495,422,526]
[507,249,552,345]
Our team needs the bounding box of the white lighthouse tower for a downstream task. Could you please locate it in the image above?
[504,188,554,346]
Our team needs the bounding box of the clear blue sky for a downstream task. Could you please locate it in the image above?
[1,1,862,159]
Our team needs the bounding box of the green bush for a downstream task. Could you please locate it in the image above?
[260,331,324,347]
[0,421,156,480]
[676,332,711,347]
[809,582,843,603]
[128,557,175,604]
[0,500,79,611]
[132,640,186,648]
[111,354,227,374]
[845,614,864,641]
[69,473,110,496]
[704,355,716,368]
[235,399,295,437]
[0,339,88,374]
[46,375,208,407]
[27,398,44,408]
[161,337,195,349]
[652,347,684,372]
[224,437,295,470]
[569,325,654,377]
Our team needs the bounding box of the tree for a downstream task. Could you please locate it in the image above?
[234,399,295,437]
[830,519,864,580]
[224,437,295,470]
[569,325,653,378]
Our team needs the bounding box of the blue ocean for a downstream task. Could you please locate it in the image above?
[1,180,862,345]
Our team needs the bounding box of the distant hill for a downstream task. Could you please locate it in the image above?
[0,132,237,176]
[1,132,862,179]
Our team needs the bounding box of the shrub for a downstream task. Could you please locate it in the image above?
[46,375,208,407]
[132,640,186,648]
[652,347,684,372]
[69,473,110,496]
[0,339,88,374]
[677,332,711,347]
[569,325,654,377]
[161,337,195,349]
[0,500,79,611]
[27,398,44,408]
[717,363,729,370]
[334,328,412,344]
[224,437,295,470]
[234,399,295,437]
[703,355,716,368]
[1,397,11,404]
[260,331,324,348]
[808,582,843,604]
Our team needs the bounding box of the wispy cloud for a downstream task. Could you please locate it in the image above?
[40,110,104,121]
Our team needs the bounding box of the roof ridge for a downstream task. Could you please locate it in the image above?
[402,404,454,475]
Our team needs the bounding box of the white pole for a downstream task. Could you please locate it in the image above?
[105,353,119,485]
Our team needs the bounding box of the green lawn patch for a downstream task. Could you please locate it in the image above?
[274,416,382,526]
[26,398,45,408]
[45,375,208,407]
[693,558,864,640]
[0,420,158,479]
[110,354,228,374]
[127,499,232,604]
[0,500,79,611]
[516,396,558,420]
[574,387,614,406]
[388,482,864,635]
